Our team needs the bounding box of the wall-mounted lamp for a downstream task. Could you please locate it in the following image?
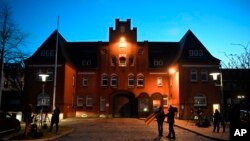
[168,68,176,74]
[39,74,49,82]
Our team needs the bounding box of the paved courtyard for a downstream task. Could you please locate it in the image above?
[56,118,214,141]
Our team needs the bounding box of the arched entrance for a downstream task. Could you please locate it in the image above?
[111,91,136,117]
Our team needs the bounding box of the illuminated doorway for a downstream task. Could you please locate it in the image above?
[213,104,220,113]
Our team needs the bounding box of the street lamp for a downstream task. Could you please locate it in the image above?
[38,74,49,129]
[210,72,224,116]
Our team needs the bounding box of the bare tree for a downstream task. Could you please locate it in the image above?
[0,3,27,108]
[222,41,250,69]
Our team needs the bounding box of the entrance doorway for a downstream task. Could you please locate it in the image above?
[111,91,136,117]
[213,104,220,113]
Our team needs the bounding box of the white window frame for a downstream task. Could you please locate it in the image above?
[82,77,88,87]
[86,96,93,107]
[46,68,53,81]
[157,77,162,86]
[194,95,207,107]
[201,69,208,82]
[101,74,108,86]
[190,69,198,82]
[110,75,118,87]
[137,74,144,87]
[76,96,83,107]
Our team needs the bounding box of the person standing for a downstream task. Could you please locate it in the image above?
[49,106,60,133]
[213,109,221,133]
[155,106,165,137]
[23,104,34,136]
[166,105,177,139]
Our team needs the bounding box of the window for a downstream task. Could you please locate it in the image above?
[82,77,88,87]
[119,37,126,48]
[137,74,144,87]
[194,95,207,107]
[77,96,83,107]
[119,57,126,66]
[100,96,106,112]
[190,69,197,82]
[201,69,208,82]
[163,96,168,107]
[86,96,93,107]
[47,68,53,81]
[119,54,126,66]
[111,56,117,66]
[129,57,134,66]
[101,74,108,86]
[153,59,163,67]
[157,77,162,86]
[128,74,135,87]
[111,74,118,87]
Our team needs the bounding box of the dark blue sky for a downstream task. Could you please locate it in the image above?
[3,0,250,66]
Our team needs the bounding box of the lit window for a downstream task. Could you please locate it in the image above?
[101,74,108,86]
[201,69,208,82]
[86,96,93,107]
[190,69,197,82]
[83,77,88,87]
[119,37,126,48]
[157,77,162,86]
[194,95,207,107]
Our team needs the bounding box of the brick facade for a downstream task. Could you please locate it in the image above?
[24,19,221,119]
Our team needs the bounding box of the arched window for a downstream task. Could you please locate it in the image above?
[128,73,135,87]
[137,73,144,87]
[111,74,118,87]
[101,73,108,86]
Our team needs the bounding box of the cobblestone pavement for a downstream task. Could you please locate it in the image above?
[56,118,214,141]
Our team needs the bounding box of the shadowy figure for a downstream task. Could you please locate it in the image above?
[49,106,60,133]
[155,106,165,137]
[165,105,177,139]
[23,104,34,136]
[229,105,241,141]
[213,109,221,133]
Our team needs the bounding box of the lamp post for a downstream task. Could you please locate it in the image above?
[39,74,49,129]
[210,72,224,118]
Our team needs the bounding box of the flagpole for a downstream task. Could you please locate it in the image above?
[53,16,59,110]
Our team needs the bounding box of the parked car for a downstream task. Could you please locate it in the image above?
[0,110,21,136]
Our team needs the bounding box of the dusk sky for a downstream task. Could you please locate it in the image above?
[3,0,250,66]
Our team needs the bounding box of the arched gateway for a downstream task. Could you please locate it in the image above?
[110,91,137,117]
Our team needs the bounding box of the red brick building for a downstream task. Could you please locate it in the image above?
[24,19,221,119]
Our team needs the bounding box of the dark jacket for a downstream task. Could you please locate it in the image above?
[52,107,60,123]
[166,106,176,124]
[213,110,221,123]
[155,107,165,122]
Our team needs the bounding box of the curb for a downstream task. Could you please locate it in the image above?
[174,124,228,141]
[3,128,74,141]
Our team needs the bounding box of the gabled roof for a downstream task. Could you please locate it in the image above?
[25,30,71,65]
[66,42,108,69]
[147,42,180,68]
[179,29,220,63]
